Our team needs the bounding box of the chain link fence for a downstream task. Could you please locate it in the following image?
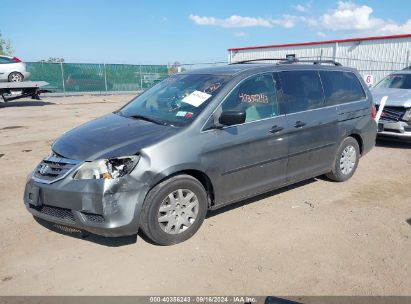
[26,62,170,94]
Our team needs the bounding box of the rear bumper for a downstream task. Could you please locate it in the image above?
[23,174,149,237]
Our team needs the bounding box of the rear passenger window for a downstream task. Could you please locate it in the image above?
[280,71,325,113]
[320,71,366,105]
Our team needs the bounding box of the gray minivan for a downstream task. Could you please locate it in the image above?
[24,60,377,245]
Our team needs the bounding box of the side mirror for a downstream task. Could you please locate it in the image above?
[219,110,246,126]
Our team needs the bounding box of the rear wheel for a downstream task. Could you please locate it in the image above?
[326,137,360,182]
[8,72,24,82]
[140,175,208,245]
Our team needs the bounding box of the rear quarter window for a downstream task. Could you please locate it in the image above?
[320,71,366,105]
[0,57,12,64]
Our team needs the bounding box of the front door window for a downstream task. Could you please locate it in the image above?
[222,73,279,123]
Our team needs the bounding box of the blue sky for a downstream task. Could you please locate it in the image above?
[1,0,411,64]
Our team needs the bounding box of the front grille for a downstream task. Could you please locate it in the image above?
[82,212,105,223]
[376,105,407,122]
[30,204,75,222]
[33,153,80,183]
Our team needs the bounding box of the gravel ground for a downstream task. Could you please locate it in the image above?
[0,95,410,296]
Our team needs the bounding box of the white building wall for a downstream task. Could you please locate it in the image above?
[229,36,411,84]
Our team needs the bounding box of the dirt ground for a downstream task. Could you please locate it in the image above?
[0,95,410,296]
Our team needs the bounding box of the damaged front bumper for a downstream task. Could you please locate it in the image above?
[377,106,411,139]
[378,119,411,139]
[23,167,150,237]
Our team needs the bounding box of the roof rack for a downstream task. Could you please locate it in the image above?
[231,57,342,66]
[297,59,342,66]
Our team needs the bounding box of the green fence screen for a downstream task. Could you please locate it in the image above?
[26,62,169,94]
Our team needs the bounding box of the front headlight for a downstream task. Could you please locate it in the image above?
[73,155,140,180]
[403,108,411,122]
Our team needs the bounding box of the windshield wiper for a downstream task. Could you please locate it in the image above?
[128,114,169,126]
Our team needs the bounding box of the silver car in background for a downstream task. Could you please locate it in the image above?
[372,68,411,139]
[0,55,30,82]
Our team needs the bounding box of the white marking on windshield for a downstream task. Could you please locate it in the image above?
[182,90,212,107]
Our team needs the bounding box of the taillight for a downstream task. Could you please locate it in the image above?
[12,57,22,63]
[371,104,377,119]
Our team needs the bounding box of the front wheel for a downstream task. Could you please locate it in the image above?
[140,175,208,245]
[326,137,360,182]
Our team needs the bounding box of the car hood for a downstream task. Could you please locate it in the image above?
[52,113,179,161]
[371,88,411,107]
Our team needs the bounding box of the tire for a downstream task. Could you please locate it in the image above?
[8,72,24,82]
[326,137,360,182]
[140,175,208,245]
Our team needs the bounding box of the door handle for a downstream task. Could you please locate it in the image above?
[269,125,284,133]
[293,121,306,128]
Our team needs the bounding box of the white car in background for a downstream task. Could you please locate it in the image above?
[371,68,411,140]
[0,55,30,82]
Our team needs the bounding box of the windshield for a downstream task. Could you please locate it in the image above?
[118,74,231,127]
[375,73,411,89]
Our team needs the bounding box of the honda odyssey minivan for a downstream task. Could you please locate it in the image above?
[24,59,377,245]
